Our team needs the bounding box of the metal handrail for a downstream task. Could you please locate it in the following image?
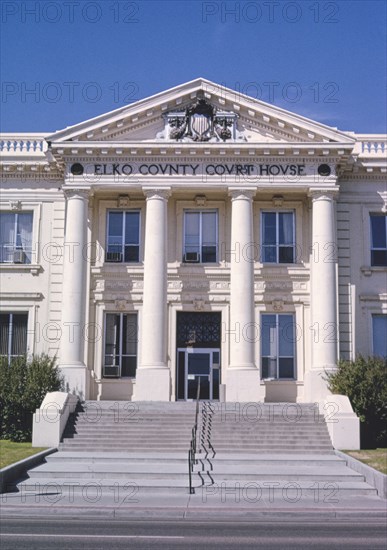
[188,377,201,494]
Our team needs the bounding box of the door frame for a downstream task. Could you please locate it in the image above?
[177,347,220,401]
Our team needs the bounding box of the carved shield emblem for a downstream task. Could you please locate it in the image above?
[191,114,210,137]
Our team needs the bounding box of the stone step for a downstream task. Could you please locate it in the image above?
[46,452,345,466]
[78,417,324,424]
[63,438,332,447]
[17,477,377,496]
[72,412,324,418]
[27,462,364,483]
[63,432,329,439]
[68,424,330,431]
[59,441,333,454]
[65,427,329,439]
[72,416,197,423]
[83,401,318,408]
[61,437,331,446]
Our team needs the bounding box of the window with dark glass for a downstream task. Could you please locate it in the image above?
[370,214,387,266]
[0,313,28,363]
[261,211,295,263]
[103,313,138,377]
[0,212,33,264]
[106,211,140,263]
[261,313,296,379]
[372,314,387,358]
[183,210,218,263]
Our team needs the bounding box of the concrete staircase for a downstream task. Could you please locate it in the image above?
[15,401,380,501]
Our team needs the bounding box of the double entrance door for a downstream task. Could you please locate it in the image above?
[177,348,220,401]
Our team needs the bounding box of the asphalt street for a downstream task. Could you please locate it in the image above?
[1,517,386,549]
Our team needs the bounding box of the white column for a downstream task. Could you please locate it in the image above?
[305,189,339,401]
[59,189,89,398]
[227,189,265,402]
[134,188,171,401]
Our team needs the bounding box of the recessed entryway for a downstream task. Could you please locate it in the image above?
[176,312,221,401]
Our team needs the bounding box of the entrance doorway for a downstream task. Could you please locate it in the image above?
[176,312,221,401]
[177,348,220,400]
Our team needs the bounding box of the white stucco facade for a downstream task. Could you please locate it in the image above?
[1,78,386,404]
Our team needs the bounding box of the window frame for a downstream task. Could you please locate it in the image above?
[0,211,34,265]
[183,209,219,264]
[0,312,29,363]
[260,313,296,380]
[102,312,138,378]
[370,213,387,267]
[260,210,296,264]
[105,209,141,264]
[372,314,387,358]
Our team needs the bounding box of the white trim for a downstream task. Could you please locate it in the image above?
[95,198,145,268]
[176,199,226,264]
[102,311,138,378]
[106,208,141,264]
[260,312,297,381]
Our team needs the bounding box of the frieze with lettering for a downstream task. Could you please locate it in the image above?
[68,162,329,180]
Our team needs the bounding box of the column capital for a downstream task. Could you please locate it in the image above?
[228,187,257,201]
[63,188,91,200]
[142,187,171,200]
[308,187,339,202]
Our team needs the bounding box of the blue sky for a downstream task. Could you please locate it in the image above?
[1,0,386,133]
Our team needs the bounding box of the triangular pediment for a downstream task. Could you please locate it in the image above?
[47,78,355,146]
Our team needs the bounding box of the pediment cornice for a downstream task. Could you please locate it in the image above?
[46,78,356,146]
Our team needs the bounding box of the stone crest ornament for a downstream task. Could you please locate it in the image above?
[193,298,205,311]
[272,299,285,311]
[159,97,245,142]
[115,299,128,311]
[10,200,22,210]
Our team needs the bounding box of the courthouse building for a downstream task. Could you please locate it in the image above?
[0,78,386,403]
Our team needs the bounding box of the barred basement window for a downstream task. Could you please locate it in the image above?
[103,313,138,377]
[0,313,28,363]
[370,214,387,266]
[106,210,140,263]
[0,212,33,264]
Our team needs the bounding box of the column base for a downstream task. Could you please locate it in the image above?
[59,363,87,400]
[304,368,335,402]
[134,368,170,401]
[226,368,265,402]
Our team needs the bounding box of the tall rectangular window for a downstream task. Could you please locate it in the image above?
[372,314,387,358]
[0,313,28,363]
[106,211,140,263]
[183,210,218,263]
[0,212,33,264]
[261,211,295,263]
[370,214,387,266]
[261,313,296,379]
[103,313,138,377]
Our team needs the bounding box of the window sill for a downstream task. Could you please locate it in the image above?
[261,262,300,267]
[262,379,299,383]
[361,265,387,276]
[102,376,136,380]
[102,262,143,268]
[0,263,42,276]
[180,262,220,267]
